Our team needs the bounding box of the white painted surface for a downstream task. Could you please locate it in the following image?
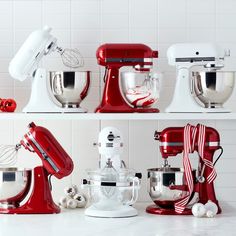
[0,203,235,236]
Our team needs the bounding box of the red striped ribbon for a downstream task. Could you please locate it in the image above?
[174,124,217,213]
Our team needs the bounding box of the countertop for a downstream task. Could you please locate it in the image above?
[0,203,236,236]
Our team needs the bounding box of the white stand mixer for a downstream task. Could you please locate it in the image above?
[9,26,89,113]
[83,127,141,218]
[166,43,235,113]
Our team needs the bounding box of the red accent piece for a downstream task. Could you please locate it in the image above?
[80,71,90,100]
[0,98,17,112]
[20,122,73,179]
[95,43,159,113]
[146,205,192,215]
[0,166,60,214]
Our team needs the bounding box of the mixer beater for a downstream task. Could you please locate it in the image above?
[0,144,21,167]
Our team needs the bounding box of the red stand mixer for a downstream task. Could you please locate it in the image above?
[0,122,73,214]
[95,44,160,113]
[146,124,223,215]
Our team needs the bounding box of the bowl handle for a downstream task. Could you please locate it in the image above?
[124,177,140,206]
[52,73,63,95]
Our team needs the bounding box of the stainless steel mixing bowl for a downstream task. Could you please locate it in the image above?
[49,71,90,108]
[147,168,196,209]
[120,72,160,108]
[0,168,32,208]
[192,71,235,108]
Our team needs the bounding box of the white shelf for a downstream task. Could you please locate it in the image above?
[1,112,236,120]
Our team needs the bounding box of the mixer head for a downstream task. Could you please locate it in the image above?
[98,127,123,157]
[155,126,221,159]
[167,43,226,68]
[96,44,158,71]
[9,26,84,81]
[20,122,73,179]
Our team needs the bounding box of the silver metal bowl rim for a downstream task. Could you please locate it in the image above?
[192,70,236,74]
[147,167,196,173]
[0,168,32,172]
[48,70,89,73]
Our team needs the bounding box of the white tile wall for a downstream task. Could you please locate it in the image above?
[0,0,235,208]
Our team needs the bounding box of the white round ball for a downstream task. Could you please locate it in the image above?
[192,203,206,217]
[204,201,218,216]
[67,199,78,209]
[59,196,70,208]
[64,186,77,197]
[206,210,214,218]
[73,193,87,208]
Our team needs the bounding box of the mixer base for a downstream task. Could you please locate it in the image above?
[85,205,138,218]
[146,205,192,215]
[96,105,159,113]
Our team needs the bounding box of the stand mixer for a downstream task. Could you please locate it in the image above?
[95,44,160,113]
[0,122,74,214]
[166,43,235,112]
[83,127,141,218]
[146,124,223,215]
[9,26,90,113]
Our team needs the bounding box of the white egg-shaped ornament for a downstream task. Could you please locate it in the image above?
[192,203,206,217]
[205,201,218,217]
[64,185,78,197]
[59,196,70,208]
[73,193,87,208]
[206,210,214,218]
[67,199,78,209]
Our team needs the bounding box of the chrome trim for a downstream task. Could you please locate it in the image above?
[84,179,137,187]
[27,133,59,173]
[159,141,220,147]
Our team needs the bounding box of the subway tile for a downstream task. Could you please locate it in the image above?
[187,0,215,14]
[42,13,70,29]
[158,28,187,43]
[71,30,101,43]
[71,14,100,29]
[187,14,215,28]
[130,0,156,15]
[102,0,129,14]
[42,0,70,15]
[101,29,129,43]
[188,28,216,42]
[216,0,236,14]
[13,1,42,29]
[101,14,128,29]
[158,11,186,28]
[130,28,157,43]
[216,14,236,28]
[71,0,100,15]
[159,0,186,14]
[130,13,156,29]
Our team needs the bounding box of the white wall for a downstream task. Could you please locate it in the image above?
[0,0,235,208]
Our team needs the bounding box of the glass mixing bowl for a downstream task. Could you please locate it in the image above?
[83,168,140,210]
[120,72,161,108]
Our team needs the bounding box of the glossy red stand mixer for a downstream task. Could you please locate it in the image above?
[146,124,223,215]
[95,44,159,113]
[0,122,73,214]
